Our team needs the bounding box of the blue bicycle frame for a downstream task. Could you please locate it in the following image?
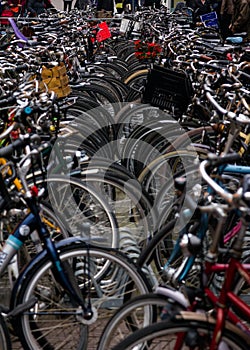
[163,162,250,285]
[0,197,86,311]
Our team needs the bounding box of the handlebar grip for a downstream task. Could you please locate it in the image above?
[207,152,241,168]
[15,64,29,73]
[0,96,16,107]
[0,138,27,159]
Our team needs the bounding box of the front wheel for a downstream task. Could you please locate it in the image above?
[97,292,183,350]
[111,312,250,350]
[10,239,150,350]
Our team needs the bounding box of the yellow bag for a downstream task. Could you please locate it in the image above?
[41,62,71,98]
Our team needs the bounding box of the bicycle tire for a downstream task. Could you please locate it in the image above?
[79,82,121,106]
[63,122,114,159]
[71,84,121,117]
[99,62,127,80]
[79,157,138,181]
[138,208,204,288]
[62,121,112,157]
[0,315,11,350]
[111,311,250,350]
[97,292,180,350]
[10,238,151,350]
[79,75,125,102]
[123,69,149,85]
[138,149,207,208]
[75,172,157,247]
[69,92,116,128]
[123,69,149,102]
[120,121,182,177]
[65,104,113,136]
[115,105,173,159]
[27,175,119,248]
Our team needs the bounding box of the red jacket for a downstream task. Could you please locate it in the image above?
[7,0,26,14]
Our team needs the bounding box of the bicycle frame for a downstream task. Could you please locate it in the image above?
[0,147,88,315]
[171,164,250,350]
[204,259,250,342]
[180,220,250,350]
[0,198,87,310]
[164,162,250,286]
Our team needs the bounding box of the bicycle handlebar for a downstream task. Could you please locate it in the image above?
[199,153,241,203]
[0,95,17,108]
[204,84,250,124]
[0,134,41,159]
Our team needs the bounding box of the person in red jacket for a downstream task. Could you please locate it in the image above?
[8,0,26,15]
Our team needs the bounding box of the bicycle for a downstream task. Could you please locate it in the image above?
[0,133,151,349]
[109,152,250,349]
[135,77,250,282]
[97,130,250,349]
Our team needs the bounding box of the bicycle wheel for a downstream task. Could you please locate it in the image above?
[45,176,119,248]
[72,84,121,118]
[25,173,119,248]
[11,238,151,350]
[123,69,149,85]
[123,69,149,100]
[97,292,184,350]
[76,172,157,248]
[111,312,250,350]
[0,315,11,350]
[138,149,207,212]
[79,157,139,181]
[138,209,203,288]
[120,121,183,177]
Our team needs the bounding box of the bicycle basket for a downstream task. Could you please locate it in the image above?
[142,65,193,114]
